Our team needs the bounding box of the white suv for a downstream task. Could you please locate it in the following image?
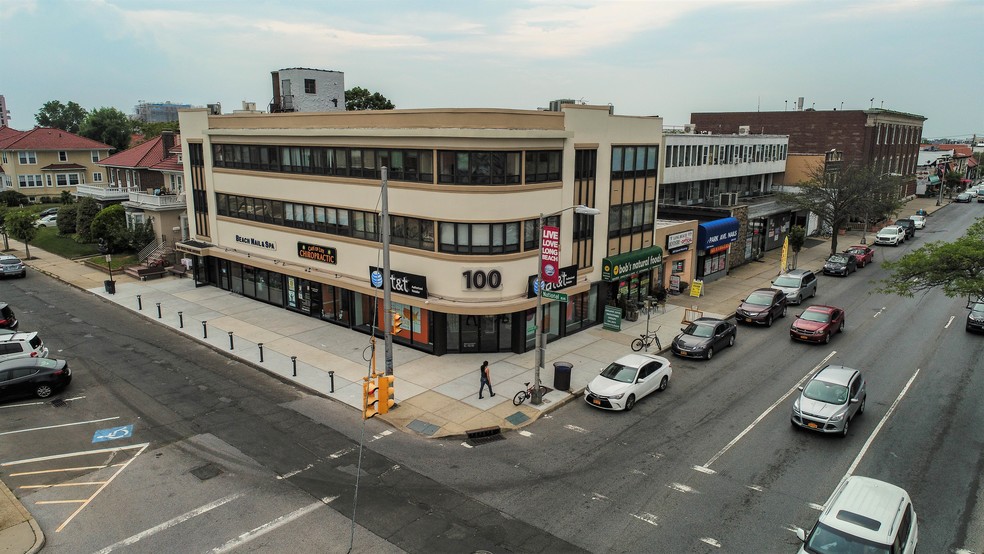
[797,475,917,553]
[874,226,906,246]
[0,332,49,362]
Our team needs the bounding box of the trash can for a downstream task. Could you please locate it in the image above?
[553,361,573,391]
[104,279,116,294]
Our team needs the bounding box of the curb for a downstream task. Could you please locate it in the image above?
[0,478,45,554]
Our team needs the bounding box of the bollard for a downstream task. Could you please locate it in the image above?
[202,320,208,339]
[228,331,234,350]
[156,302,162,319]
[328,370,335,393]
[137,294,143,311]
[291,356,297,377]
[178,311,184,329]
[258,343,264,363]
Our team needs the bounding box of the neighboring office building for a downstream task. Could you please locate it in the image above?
[177,104,664,356]
[0,95,9,127]
[269,68,346,113]
[692,108,925,196]
[0,126,112,202]
[134,101,193,123]
[656,129,790,283]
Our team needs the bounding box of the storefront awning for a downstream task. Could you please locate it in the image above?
[697,217,740,250]
[175,240,213,255]
[601,246,663,282]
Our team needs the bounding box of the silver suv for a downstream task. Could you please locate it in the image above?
[0,255,26,279]
[791,365,865,437]
[771,269,817,305]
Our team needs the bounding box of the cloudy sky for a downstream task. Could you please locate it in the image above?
[2,0,982,140]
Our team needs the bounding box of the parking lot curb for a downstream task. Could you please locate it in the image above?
[0,478,45,554]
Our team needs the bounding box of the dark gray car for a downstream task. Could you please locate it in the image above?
[670,317,737,360]
[771,269,818,304]
[791,365,866,437]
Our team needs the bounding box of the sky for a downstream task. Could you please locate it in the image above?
[2,0,982,140]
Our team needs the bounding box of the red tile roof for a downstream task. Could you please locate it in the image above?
[0,126,25,148]
[98,134,183,172]
[0,127,111,151]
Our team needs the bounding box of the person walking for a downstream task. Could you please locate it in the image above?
[479,360,494,398]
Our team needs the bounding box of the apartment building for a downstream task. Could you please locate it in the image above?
[176,105,664,355]
[0,126,112,202]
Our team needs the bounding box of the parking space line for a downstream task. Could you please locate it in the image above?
[10,465,108,477]
[209,498,331,553]
[945,316,955,329]
[0,396,86,410]
[702,351,836,468]
[37,499,87,505]
[93,492,244,554]
[2,443,147,467]
[55,443,150,532]
[0,416,119,437]
[20,482,107,489]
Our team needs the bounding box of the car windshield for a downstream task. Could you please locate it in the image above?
[599,362,638,383]
[745,292,774,305]
[827,255,848,264]
[971,302,984,315]
[803,379,849,404]
[684,323,715,338]
[800,310,831,323]
[846,248,864,255]
[804,522,889,554]
[0,259,18,266]
[773,276,801,288]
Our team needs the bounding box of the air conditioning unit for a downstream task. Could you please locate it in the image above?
[719,193,738,206]
[683,124,696,134]
[738,125,750,136]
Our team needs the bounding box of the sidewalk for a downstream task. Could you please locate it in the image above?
[0,196,947,553]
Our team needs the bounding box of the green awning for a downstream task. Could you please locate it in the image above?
[601,246,663,282]
[928,175,940,184]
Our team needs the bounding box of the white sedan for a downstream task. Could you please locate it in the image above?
[34,214,58,228]
[910,215,926,229]
[584,353,672,411]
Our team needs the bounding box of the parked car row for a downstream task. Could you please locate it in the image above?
[0,301,73,402]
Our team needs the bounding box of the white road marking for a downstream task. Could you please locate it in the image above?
[2,442,147,467]
[692,465,716,475]
[702,351,836,468]
[873,307,886,318]
[945,316,955,329]
[209,499,330,553]
[0,395,87,410]
[668,483,697,494]
[700,537,722,548]
[954,549,974,554]
[746,485,765,492]
[460,442,473,449]
[631,469,647,476]
[329,447,354,459]
[631,512,659,526]
[55,443,150,532]
[20,482,106,489]
[9,465,107,477]
[93,493,244,553]
[517,430,533,437]
[564,424,588,433]
[844,368,921,478]
[369,430,394,442]
[277,464,313,480]
[782,524,801,534]
[0,416,120,436]
[591,492,609,501]
[808,502,825,511]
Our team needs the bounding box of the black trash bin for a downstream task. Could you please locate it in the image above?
[553,361,573,391]
[104,279,116,294]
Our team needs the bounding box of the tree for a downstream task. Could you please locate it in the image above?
[944,170,963,196]
[777,163,904,255]
[788,225,807,268]
[79,107,134,152]
[345,87,395,111]
[90,205,129,253]
[0,190,28,207]
[60,191,75,205]
[878,218,984,300]
[75,197,101,243]
[35,100,88,134]
[136,120,180,139]
[4,208,38,259]
[56,204,78,235]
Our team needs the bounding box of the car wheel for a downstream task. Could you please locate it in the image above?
[728,334,735,347]
[35,384,53,398]
[766,314,774,327]
[824,332,831,344]
[624,394,636,411]
[658,376,668,391]
[706,347,714,360]
[859,397,865,415]
[841,419,850,438]
[840,320,845,333]
[812,288,817,298]
[781,305,787,318]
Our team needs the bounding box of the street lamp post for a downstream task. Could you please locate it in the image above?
[532,204,600,405]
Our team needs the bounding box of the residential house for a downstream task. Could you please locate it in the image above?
[0,126,112,202]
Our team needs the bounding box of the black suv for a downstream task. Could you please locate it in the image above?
[0,303,17,330]
[894,218,916,239]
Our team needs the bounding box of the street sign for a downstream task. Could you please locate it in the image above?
[542,290,568,302]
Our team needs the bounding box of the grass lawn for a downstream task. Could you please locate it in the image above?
[86,253,139,269]
[30,227,101,258]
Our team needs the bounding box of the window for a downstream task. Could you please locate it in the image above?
[91,151,100,163]
[18,151,37,164]
[93,172,103,182]
[304,79,316,94]
[17,175,43,188]
[1,152,6,163]
[58,151,68,162]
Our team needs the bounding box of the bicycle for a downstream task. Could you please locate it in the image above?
[513,381,549,406]
[631,328,662,352]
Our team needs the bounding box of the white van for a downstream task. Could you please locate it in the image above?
[0,332,49,362]
[797,475,917,553]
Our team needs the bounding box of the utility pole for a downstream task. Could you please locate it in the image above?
[381,167,394,376]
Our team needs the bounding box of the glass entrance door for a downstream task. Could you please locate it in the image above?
[479,316,498,353]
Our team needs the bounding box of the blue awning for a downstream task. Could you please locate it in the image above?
[698,217,740,249]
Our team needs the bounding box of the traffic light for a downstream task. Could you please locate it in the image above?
[363,376,379,419]
[391,310,402,334]
[377,375,396,414]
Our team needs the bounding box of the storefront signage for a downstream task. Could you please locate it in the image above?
[666,230,694,254]
[542,290,569,302]
[601,246,663,282]
[462,268,503,290]
[369,266,428,299]
[669,274,681,292]
[235,234,276,250]
[540,225,561,284]
[690,279,704,298]
[603,305,622,331]
[527,264,577,298]
[297,242,337,264]
[697,217,740,250]
[709,244,731,254]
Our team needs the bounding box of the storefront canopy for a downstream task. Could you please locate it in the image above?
[697,217,740,250]
[601,245,663,282]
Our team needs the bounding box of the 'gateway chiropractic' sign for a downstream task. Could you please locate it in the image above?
[297,242,337,264]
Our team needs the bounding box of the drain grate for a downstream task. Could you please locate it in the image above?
[190,463,223,481]
[465,426,503,446]
[50,398,67,407]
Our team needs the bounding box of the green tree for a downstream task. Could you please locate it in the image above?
[788,225,807,268]
[944,170,963,195]
[90,204,129,253]
[878,218,984,300]
[0,190,29,207]
[56,204,78,235]
[60,191,75,205]
[778,163,904,255]
[35,100,88,134]
[80,107,134,152]
[75,197,101,243]
[136,121,180,138]
[345,87,395,111]
[127,220,156,251]
[4,208,38,259]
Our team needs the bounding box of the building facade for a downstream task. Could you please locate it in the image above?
[177,105,664,356]
[269,68,346,113]
[0,126,112,202]
[133,101,193,123]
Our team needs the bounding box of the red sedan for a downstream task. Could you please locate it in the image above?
[844,245,874,268]
[790,305,845,344]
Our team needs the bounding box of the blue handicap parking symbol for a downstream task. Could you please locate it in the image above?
[92,424,134,443]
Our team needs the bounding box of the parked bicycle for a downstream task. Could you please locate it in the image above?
[513,381,549,406]
[631,328,662,352]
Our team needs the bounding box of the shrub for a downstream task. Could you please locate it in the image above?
[75,197,100,243]
[0,190,28,207]
[90,204,128,253]
[56,204,78,234]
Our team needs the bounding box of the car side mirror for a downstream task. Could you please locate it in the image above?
[636,377,646,383]
[798,386,804,391]
[795,527,806,542]
[797,312,803,318]
[850,398,858,404]
[681,327,687,332]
